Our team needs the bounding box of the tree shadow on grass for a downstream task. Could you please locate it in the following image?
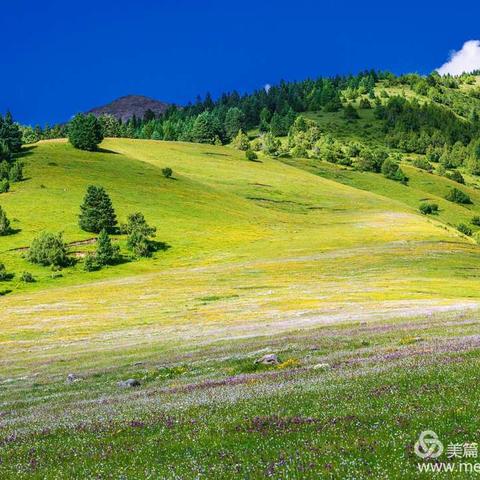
[5,228,22,236]
[15,145,37,159]
[96,147,120,155]
[151,241,171,253]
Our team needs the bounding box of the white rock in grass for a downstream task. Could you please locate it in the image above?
[312,363,330,370]
[118,379,141,388]
[255,353,279,365]
[66,373,81,383]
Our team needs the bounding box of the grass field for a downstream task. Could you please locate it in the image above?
[2,138,480,478]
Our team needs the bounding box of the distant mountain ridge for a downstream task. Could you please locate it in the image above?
[87,95,170,121]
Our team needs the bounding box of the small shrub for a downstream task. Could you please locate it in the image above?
[445,187,472,204]
[446,170,465,184]
[412,158,433,172]
[84,253,100,272]
[162,167,173,179]
[20,271,35,283]
[0,179,10,193]
[381,158,408,183]
[245,149,257,161]
[359,98,371,109]
[457,223,473,236]
[250,138,263,152]
[471,216,480,226]
[419,202,439,215]
[124,212,157,258]
[0,263,13,281]
[276,358,301,370]
[232,130,250,150]
[27,232,70,267]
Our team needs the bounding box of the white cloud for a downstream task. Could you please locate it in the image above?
[264,83,271,93]
[437,40,480,76]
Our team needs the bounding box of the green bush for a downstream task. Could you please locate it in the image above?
[457,223,473,236]
[412,158,432,172]
[359,98,371,109]
[232,130,250,151]
[124,212,157,258]
[162,167,173,179]
[419,202,439,215]
[0,263,13,281]
[471,216,480,226]
[381,158,408,183]
[445,187,472,204]
[245,149,258,161]
[27,232,70,267]
[445,170,465,184]
[262,133,281,156]
[84,253,100,272]
[0,179,9,193]
[68,114,104,151]
[20,271,35,283]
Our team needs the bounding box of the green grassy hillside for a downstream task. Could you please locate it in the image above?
[2,138,480,478]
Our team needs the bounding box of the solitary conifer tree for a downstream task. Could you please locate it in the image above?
[79,186,117,233]
[0,206,11,235]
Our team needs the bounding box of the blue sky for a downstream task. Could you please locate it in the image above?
[2,0,480,125]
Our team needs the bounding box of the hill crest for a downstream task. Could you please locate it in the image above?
[87,94,170,121]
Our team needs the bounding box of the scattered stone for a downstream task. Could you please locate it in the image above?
[66,373,81,383]
[312,363,330,370]
[117,379,141,388]
[255,354,279,366]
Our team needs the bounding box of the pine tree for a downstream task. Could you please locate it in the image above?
[0,112,22,154]
[79,186,117,233]
[0,206,11,235]
[192,112,216,144]
[95,229,120,266]
[225,107,245,141]
[0,161,9,180]
[68,114,104,151]
[9,161,23,182]
[270,112,287,136]
[0,140,11,162]
[259,108,271,132]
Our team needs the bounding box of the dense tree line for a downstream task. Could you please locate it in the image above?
[22,71,384,146]
[376,95,477,153]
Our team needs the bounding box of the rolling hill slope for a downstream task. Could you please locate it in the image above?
[1,138,480,372]
[2,138,480,478]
